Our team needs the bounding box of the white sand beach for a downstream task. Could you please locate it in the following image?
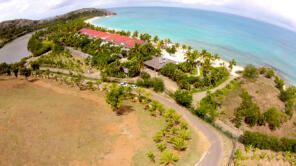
[85,16,101,24]
[162,47,244,77]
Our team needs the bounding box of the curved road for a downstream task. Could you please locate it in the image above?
[151,94,223,166]
[0,33,33,64]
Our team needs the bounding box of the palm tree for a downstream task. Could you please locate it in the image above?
[175,42,180,48]
[213,53,220,60]
[167,38,171,44]
[229,58,237,70]
[187,46,192,51]
[132,31,138,38]
[158,40,164,49]
[160,151,179,165]
[185,50,199,71]
[182,44,187,50]
[153,35,159,43]
[133,52,145,73]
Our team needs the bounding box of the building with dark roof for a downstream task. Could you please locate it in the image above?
[144,56,176,71]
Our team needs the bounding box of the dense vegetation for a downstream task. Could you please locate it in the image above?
[0,8,115,49]
[240,131,296,153]
[136,77,165,92]
[160,59,229,91]
[174,90,193,108]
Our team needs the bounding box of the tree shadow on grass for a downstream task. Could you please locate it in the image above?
[117,105,135,116]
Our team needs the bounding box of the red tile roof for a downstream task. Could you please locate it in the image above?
[79,28,146,48]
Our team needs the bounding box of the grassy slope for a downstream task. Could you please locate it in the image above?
[0,77,205,166]
[218,75,296,138]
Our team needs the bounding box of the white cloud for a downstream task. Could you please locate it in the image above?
[0,0,295,31]
[171,0,296,31]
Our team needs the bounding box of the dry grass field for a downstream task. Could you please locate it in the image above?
[0,77,206,166]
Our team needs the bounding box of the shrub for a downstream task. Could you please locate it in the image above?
[106,84,127,111]
[259,67,267,74]
[0,63,10,74]
[141,72,150,79]
[180,121,189,129]
[280,86,296,102]
[243,64,258,79]
[172,137,188,151]
[31,61,40,70]
[174,90,192,107]
[196,92,219,120]
[153,78,165,92]
[263,107,281,130]
[20,68,32,78]
[274,76,285,91]
[178,129,191,140]
[265,68,275,78]
[153,132,163,143]
[146,152,155,163]
[178,78,191,90]
[136,77,164,92]
[239,131,296,152]
[160,151,179,165]
[156,143,167,152]
[233,90,261,128]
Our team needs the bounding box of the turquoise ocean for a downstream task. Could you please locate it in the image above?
[92,7,296,85]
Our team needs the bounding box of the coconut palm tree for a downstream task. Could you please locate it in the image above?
[133,52,145,73]
[229,58,237,70]
[187,46,192,51]
[175,42,180,48]
[153,35,159,43]
[185,50,199,71]
[132,31,138,38]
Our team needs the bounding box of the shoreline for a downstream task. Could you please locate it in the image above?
[85,16,245,77]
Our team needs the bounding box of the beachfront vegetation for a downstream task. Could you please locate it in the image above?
[243,64,259,79]
[160,61,229,91]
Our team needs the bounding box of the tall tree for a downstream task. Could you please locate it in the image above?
[106,84,127,111]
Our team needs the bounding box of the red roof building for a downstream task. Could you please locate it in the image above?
[79,28,146,48]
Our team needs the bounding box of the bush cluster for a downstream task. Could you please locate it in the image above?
[233,90,285,130]
[160,63,229,90]
[240,131,296,153]
[136,77,165,92]
[243,64,258,79]
[174,90,192,107]
[195,92,219,121]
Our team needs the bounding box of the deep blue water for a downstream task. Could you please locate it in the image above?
[93,7,296,85]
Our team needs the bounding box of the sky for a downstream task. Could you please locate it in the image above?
[0,0,296,32]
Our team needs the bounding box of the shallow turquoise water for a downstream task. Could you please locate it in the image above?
[93,7,296,85]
